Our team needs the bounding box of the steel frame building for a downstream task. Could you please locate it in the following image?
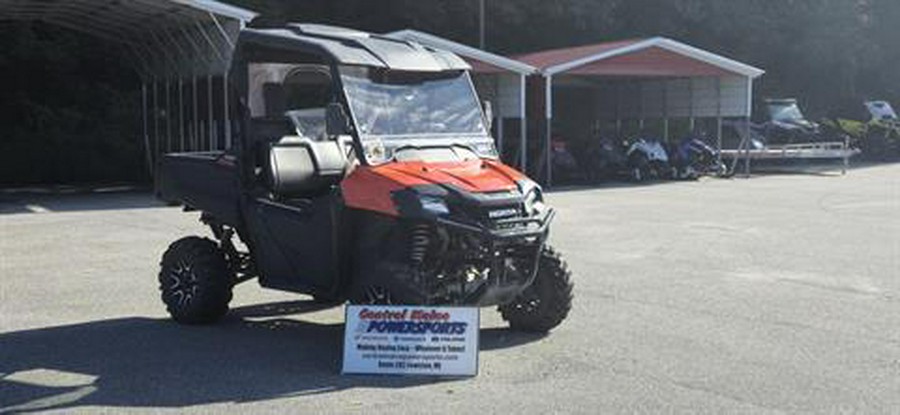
[0,0,257,173]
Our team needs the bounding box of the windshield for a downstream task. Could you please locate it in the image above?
[284,109,326,139]
[340,67,487,139]
[768,102,806,122]
[247,63,333,141]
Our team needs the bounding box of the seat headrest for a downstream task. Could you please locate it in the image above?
[266,137,348,196]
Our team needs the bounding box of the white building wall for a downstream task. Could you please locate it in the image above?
[592,75,751,119]
[472,73,523,118]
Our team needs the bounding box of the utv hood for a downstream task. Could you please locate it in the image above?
[342,159,528,216]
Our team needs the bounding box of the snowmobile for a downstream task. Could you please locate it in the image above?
[626,137,671,181]
[550,138,584,184]
[762,99,823,145]
[822,101,899,160]
[668,134,727,180]
[581,135,630,182]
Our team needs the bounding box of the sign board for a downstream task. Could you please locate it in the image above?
[342,305,479,376]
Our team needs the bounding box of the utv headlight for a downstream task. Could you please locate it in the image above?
[419,195,449,215]
[524,188,546,215]
[472,141,498,158]
[364,139,388,165]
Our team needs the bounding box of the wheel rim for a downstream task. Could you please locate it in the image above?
[168,261,199,307]
[511,297,541,314]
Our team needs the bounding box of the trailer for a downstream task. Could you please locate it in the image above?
[721,120,860,176]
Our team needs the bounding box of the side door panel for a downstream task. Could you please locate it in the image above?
[244,195,341,295]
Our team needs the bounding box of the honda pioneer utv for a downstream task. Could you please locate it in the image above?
[155,24,573,333]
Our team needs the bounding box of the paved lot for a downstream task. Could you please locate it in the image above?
[1,164,898,413]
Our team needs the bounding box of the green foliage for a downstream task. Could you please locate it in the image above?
[0,22,143,186]
[228,0,898,118]
[0,1,897,185]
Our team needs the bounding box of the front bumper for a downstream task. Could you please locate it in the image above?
[436,207,555,242]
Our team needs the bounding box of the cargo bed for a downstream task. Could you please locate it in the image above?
[155,151,242,224]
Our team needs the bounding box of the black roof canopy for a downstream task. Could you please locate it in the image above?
[238,24,470,72]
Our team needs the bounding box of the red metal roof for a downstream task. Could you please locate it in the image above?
[562,46,733,77]
[515,38,746,77]
[515,39,645,70]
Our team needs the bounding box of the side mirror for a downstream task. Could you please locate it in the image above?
[483,100,494,131]
[326,103,351,137]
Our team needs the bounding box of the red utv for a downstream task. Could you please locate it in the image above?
[155,24,573,333]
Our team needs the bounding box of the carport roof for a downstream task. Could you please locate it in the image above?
[517,37,764,78]
[386,29,537,75]
[0,0,258,79]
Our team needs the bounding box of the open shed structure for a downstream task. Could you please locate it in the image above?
[0,0,257,173]
[386,29,537,171]
[516,37,765,184]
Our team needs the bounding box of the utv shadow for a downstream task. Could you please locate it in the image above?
[0,188,163,215]
[0,300,545,412]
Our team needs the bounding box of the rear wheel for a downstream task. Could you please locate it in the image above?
[499,246,574,333]
[158,236,233,324]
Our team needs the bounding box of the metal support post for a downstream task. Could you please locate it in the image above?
[743,117,752,177]
[224,71,231,149]
[208,75,215,150]
[716,77,723,163]
[179,80,185,151]
[193,75,199,151]
[165,80,172,153]
[545,75,553,187]
[153,81,159,160]
[662,80,669,141]
[519,74,527,171]
[142,83,153,174]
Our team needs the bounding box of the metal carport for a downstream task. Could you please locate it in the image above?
[515,37,765,185]
[385,29,537,171]
[0,0,257,173]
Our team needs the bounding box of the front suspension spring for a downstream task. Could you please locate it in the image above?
[409,224,431,264]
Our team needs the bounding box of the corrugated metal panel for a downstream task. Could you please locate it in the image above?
[516,39,645,70]
[517,37,763,78]
[0,0,255,79]
[690,78,720,117]
[472,73,523,118]
[563,46,734,77]
[719,76,750,116]
[592,76,750,119]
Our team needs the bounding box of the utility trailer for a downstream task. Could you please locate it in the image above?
[721,119,859,176]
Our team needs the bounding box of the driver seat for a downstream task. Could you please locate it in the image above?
[265,136,347,199]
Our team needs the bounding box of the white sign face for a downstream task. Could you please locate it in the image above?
[342,305,480,376]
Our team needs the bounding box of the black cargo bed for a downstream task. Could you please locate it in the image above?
[156,151,242,224]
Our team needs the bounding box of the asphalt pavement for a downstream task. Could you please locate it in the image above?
[1,164,898,413]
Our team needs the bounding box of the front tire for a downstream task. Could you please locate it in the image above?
[158,237,233,324]
[499,246,574,333]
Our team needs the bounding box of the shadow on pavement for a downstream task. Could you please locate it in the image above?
[0,300,543,412]
[0,187,163,215]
